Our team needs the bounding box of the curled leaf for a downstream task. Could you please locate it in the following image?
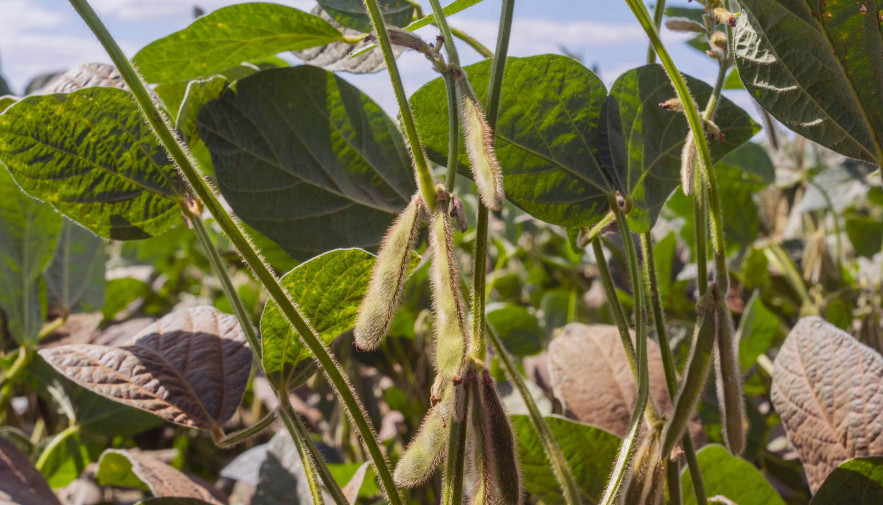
[428,208,469,380]
[39,306,252,430]
[456,76,504,211]
[355,195,423,351]
[771,317,883,491]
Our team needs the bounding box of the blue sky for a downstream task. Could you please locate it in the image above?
[0,0,742,113]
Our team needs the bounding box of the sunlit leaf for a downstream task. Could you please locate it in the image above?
[317,0,415,32]
[812,457,883,505]
[44,219,107,314]
[681,444,786,505]
[97,450,223,504]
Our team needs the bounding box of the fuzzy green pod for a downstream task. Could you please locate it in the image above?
[354,194,423,351]
[714,297,746,455]
[456,77,504,211]
[429,207,469,380]
[661,287,718,457]
[478,371,523,505]
[393,386,453,487]
[681,132,696,196]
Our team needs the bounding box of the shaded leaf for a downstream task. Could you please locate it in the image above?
[797,160,873,214]
[0,96,17,113]
[734,0,883,164]
[736,291,780,372]
[134,3,344,83]
[198,66,416,259]
[513,414,620,505]
[253,431,314,505]
[0,87,185,240]
[546,324,673,437]
[97,450,222,504]
[486,303,544,357]
[261,248,418,388]
[175,76,227,146]
[44,219,107,314]
[411,55,612,228]
[771,317,883,491]
[846,213,883,259]
[36,428,93,489]
[0,167,62,343]
[681,444,786,505]
[539,289,571,340]
[600,65,760,232]
[317,0,415,32]
[0,436,61,505]
[219,442,269,486]
[811,457,883,505]
[39,306,251,430]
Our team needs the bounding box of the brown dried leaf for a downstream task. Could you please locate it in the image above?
[37,63,125,93]
[771,317,883,492]
[547,324,674,437]
[39,306,251,430]
[0,436,61,505]
[97,449,223,504]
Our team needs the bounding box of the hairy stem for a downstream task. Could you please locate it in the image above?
[442,395,469,505]
[279,401,327,505]
[68,2,402,502]
[591,237,637,376]
[599,204,649,505]
[646,0,667,64]
[443,73,460,192]
[450,26,494,58]
[214,409,278,448]
[361,0,437,209]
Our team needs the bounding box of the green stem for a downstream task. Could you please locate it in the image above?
[450,27,494,58]
[442,395,469,505]
[623,0,729,290]
[599,204,649,505]
[427,0,459,66]
[214,409,277,448]
[486,325,581,505]
[279,402,327,505]
[35,424,80,473]
[646,0,667,64]
[37,317,66,341]
[68,2,402,502]
[640,233,707,505]
[443,73,460,192]
[361,0,437,209]
[577,211,616,248]
[694,185,709,296]
[591,237,638,376]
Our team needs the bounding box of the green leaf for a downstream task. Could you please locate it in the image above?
[734,0,883,165]
[411,55,613,228]
[811,457,883,505]
[102,278,151,320]
[97,449,221,503]
[539,289,571,339]
[175,76,227,146]
[724,68,744,90]
[96,451,150,491]
[44,220,106,314]
[0,168,62,343]
[681,444,787,505]
[486,303,544,356]
[736,291,781,372]
[403,0,487,31]
[36,428,93,489]
[198,66,416,260]
[600,65,760,232]
[0,96,16,114]
[513,414,621,505]
[134,3,344,84]
[664,6,705,23]
[0,87,185,240]
[317,0,415,32]
[846,213,883,258]
[261,248,418,388]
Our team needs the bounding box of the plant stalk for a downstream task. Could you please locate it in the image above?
[68,2,402,502]
[442,393,469,505]
[646,0,667,64]
[361,0,437,209]
[450,27,493,58]
[443,73,459,192]
[279,401,327,505]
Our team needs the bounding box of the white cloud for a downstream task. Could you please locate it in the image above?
[88,0,315,21]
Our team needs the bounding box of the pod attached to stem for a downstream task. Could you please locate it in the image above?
[455,72,505,211]
[714,294,746,455]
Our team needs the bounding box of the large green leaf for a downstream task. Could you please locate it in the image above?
[0,87,185,240]
[734,0,883,165]
[681,445,786,505]
[513,414,620,505]
[198,66,416,260]
[317,0,415,33]
[600,65,760,232]
[812,457,883,505]
[411,55,613,228]
[261,248,419,388]
[0,168,62,343]
[486,303,544,356]
[736,291,781,372]
[44,219,106,314]
[36,428,93,489]
[134,3,344,84]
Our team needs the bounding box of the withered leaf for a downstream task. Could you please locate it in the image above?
[39,306,251,430]
[0,436,61,505]
[771,317,883,492]
[96,449,223,504]
[547,324,674,437]
[35,62,126,93]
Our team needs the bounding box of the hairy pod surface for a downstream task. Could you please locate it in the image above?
[680,132,696,196]
[354,195,423,351]
[455,77,504,211]
[394,386,454,487]
[478,371,523,505]
[714,297,746,455]
[429,207,470,380]
[662,287,718,456]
